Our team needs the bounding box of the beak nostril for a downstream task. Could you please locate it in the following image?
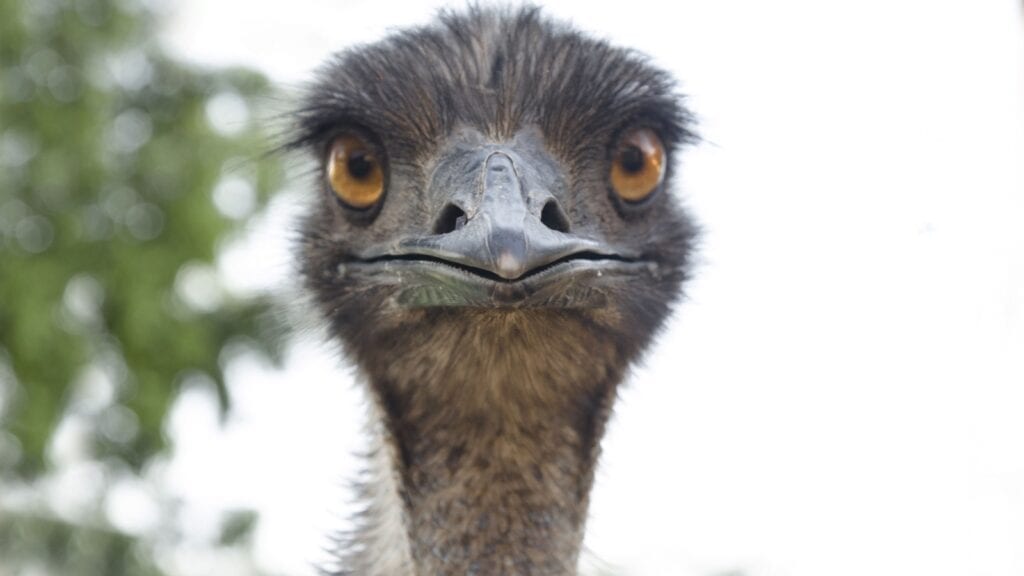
[434,204,468,235]
[540,200,571,233]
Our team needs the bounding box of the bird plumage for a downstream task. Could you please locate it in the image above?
[289,6,697,575]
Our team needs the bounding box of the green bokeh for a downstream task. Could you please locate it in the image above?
[0,0,285,573]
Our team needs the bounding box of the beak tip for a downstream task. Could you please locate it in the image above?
[495,251,526,279]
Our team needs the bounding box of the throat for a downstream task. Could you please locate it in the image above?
[341,310,632,575]
[399,420,595,575]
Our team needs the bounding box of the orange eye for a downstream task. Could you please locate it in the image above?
[327,134,385,209]
[610,128,666,203]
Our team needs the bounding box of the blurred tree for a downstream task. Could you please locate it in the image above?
[0,0,284,573]
[0,0,284,475]
[0,510,166,576]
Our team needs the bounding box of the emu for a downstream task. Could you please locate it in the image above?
[288,6,697,575]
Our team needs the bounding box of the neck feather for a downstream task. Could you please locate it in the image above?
[339,310,630,576]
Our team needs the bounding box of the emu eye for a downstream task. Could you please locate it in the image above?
[327,134,385,209]
[610,128,666,203]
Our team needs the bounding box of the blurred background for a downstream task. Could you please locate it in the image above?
[0,1,1021,575]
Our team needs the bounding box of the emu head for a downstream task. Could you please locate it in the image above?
[290,6,696,405]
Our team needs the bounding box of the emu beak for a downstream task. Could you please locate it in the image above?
[385,152,620,281]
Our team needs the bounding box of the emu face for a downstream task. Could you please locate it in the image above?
[292,9,696,372]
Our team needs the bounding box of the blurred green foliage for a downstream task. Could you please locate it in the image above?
[0,0,285,573]
[0,0,283,474]
[0,510,165,576]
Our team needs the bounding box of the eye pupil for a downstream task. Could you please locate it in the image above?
[619,146,644,173]
[347,153,374,179]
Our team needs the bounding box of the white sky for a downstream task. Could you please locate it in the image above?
[159,2,1024,576]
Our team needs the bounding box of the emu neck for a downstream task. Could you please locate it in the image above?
[352,311,628,576]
